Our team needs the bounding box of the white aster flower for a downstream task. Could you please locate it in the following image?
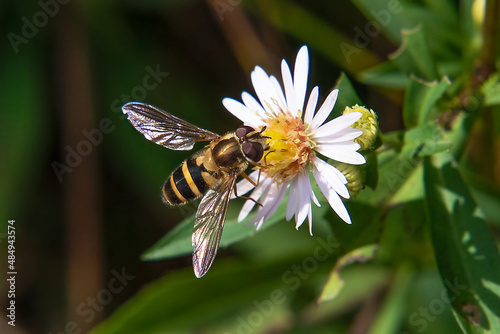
[222,46,366,234]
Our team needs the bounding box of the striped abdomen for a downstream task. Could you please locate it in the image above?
[162,153,219,205]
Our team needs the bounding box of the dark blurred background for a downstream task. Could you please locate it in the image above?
[0,1,408,333]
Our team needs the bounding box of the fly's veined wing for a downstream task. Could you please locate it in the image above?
[192,174,237,278]
[122,102,220,151]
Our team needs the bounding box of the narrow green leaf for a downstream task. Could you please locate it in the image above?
[318,244,378,303]
[403,76,451,128]
[424,153,500,333]
[142,196,289,261]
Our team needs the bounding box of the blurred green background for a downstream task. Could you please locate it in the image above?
[1,0,500,333]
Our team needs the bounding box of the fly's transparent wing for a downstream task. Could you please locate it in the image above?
[122,102,219,150]
[192,173,237,278]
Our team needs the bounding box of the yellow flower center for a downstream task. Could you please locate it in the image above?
[259,111,314,184]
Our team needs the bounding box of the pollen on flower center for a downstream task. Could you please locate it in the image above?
[260,111,314,183]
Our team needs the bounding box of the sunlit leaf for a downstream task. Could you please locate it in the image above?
[481,73,500,107]
[424,153,500,333]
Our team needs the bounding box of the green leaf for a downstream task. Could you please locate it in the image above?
[481,73,500,107]
[90,260,290,334]
[142,196,290,261]
[403,76,451,128]
[353,0,462,57]
[402,121,449,157]
[333,73,363,115]
[357,61,409,88]
[469,183,500,227]
[318,244,378,303]
[424,153,500,333]
[355,122,448,206]
[390,25,439,81]
[312,265,389,318]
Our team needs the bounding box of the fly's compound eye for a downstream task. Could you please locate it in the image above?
[235,126,256,140]
[242,141,264,162]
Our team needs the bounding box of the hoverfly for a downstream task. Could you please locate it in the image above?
[122,102,268,277]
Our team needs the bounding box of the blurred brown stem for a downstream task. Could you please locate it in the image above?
[55,4,103,331]
[440,0,500,128]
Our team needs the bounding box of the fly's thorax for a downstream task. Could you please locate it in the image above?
[210,134,249,172]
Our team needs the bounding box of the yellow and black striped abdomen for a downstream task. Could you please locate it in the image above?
[162,157,218,205]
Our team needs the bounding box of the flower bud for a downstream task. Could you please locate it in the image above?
[343,105,379,151]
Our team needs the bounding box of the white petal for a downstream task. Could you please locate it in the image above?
[238,177,272,222]
[286,178,300,221]
[251,66,277,114]
[222,98,264,127]
[269,75,287,110]
[304,86,319,125]
[312,156,349,198]
[293,46,309,112]
[315,128,363,144]
[250,183,288,229]
[316,142,366,165]
[314,112,361,138]
[314,170,352,224]
[308,209,313,235]
[281,59,297,113]
[309,89,339,130]
[294,172,312,229]
[309,181,321,207]
[313,155,348,184]
[241,91,267,119]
